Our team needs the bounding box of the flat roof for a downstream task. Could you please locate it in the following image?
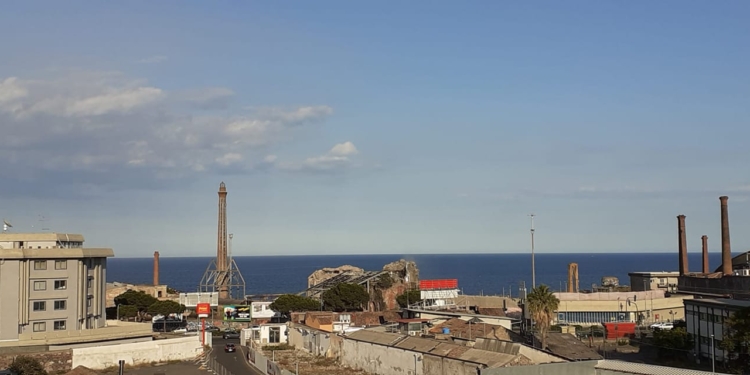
[0,248,114,259]
[407,308,516,321]
[0,233,85,242]
[685,298,750,309]
[628,271,680,276]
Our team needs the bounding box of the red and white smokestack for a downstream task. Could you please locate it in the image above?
[720,196,733,275]
[677,215,688,275]
[701,235,709,274]
[154,251,160,286]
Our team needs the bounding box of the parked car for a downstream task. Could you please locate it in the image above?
[224,344,236,353]
[223,330,240,339]
[650,322,674,331]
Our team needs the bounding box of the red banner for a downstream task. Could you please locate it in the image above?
[419,279,458,290]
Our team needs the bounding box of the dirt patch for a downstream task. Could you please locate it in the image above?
[262,349,373,375]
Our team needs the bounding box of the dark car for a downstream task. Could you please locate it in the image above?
[223,330,240,340]
[224,343,236,353]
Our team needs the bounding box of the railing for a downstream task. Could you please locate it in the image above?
[204,355,235,375]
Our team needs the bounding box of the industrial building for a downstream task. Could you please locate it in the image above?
[628,271,680,292]
[684,298,750,366]
[0,232,152,348]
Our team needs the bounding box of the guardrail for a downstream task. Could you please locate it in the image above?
[204,354,235,375]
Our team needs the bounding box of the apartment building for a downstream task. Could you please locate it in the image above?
[0,232,114,344]
[684,298,750,365]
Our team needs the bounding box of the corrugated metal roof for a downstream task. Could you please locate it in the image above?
[346,330,405,346]
[595,360,731,375]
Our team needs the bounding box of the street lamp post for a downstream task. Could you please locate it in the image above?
[529,214,536,289]
[711,334,715,374]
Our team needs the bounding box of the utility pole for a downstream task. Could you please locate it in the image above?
[529,214,536,289]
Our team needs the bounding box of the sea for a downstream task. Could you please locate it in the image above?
[107,252,727,297]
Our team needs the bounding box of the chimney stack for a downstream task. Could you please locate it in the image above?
[701,235,709,274]
[720,196,733,275]
[153,251,160,286]
[677,215,688,275]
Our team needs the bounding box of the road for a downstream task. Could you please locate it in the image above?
[212,337,264,375]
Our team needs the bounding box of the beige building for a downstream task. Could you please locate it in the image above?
[628,271,680,292]
[554,291,692,326]
[0,232,115,345]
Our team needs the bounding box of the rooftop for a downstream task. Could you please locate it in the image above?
[595,360,731,375]
[685,298,750,309]
[302,270,388,297]
[0,232,85,242]
[407,308,516,321]
[628,271,680,276]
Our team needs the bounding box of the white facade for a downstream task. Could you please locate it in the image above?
[628,272,680,292]
[251,301,278,319]
[246,323,287,346]
[684,298,750,365]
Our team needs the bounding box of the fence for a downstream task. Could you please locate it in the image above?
[205,355,235,375]
[245,346,295,375]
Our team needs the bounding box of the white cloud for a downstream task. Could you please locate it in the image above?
[0,71,342,195]
[278,141,361,171]
[329,141,358,156]
[137,55,168,64]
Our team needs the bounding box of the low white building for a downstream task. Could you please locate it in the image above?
[243,323,288,347]
[684,298,750,365]
[628,271,680,292]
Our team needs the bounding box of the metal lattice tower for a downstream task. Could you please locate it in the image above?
[199,182,246,300]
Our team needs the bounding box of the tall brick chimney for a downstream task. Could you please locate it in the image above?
[720,196,733,275]
[153,251,160,286]
[677,215,688,275]
[701,235,709,274]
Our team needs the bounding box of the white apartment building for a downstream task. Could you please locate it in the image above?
[684,298,750,365]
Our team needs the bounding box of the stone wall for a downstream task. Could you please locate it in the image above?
[71,336,202,370]
[0,350,73,374]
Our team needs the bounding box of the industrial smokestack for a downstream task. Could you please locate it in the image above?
[677,215,688,275]
[720,196,732,275]
[701,235,709,274]
[153,251,160,286]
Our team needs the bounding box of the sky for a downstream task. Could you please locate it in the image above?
[1,1,749,257]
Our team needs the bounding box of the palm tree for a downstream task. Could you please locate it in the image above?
[526,285,560,350]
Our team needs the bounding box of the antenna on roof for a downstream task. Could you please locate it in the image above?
[3,219,12,232]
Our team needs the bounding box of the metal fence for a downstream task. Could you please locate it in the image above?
[205,355,235,375]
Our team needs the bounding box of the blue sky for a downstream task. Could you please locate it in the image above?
[1,1,749,257]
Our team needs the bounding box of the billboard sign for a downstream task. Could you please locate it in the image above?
[196,303,211,318]
[419,279,458,290]
[180,292,219,307]
[223,305,251,321]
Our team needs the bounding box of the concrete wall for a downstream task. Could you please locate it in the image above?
[71,336,202,369]
[481,361,596,375]
[287,324,331,356]
[339,338,424,375]
[0,260,20,341]
[245,346,294,375]
[679,275,750,299]
[423,355,479,375]
[516,344,566,364]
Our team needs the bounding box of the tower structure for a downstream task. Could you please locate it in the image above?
[199,182,246,300]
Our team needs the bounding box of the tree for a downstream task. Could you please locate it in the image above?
[396,290,422,308]
[720,307,750,374]
[118,305,139,319]
[114,290,159,321]
[148,300,186,316]
[526,285,560,350]
[653,327,693,360]
[9,356,47,375]
[269,294,321,315]
[322,283,370,312]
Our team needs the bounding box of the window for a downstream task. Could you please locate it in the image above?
[87,278,92,289]
[87,296,92,307]
[54,300,66,310]
[33,322,46,332]
[54,320,66,331]
[269,327,281,343]
[55,260,67,270]
[54,280,67,290]
[33,281,46,291]
[33,301,46,311]
[34,261,47,270]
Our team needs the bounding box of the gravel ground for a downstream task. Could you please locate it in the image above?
[264,349,373,375]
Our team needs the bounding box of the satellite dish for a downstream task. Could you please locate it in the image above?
[2,219,12,232]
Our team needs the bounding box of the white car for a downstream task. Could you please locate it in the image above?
[650,322,674,330]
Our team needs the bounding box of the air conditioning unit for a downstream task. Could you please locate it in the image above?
[734,269,750,276]
[409,331,417,336]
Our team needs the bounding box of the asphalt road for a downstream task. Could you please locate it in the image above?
[212,337,264,375]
